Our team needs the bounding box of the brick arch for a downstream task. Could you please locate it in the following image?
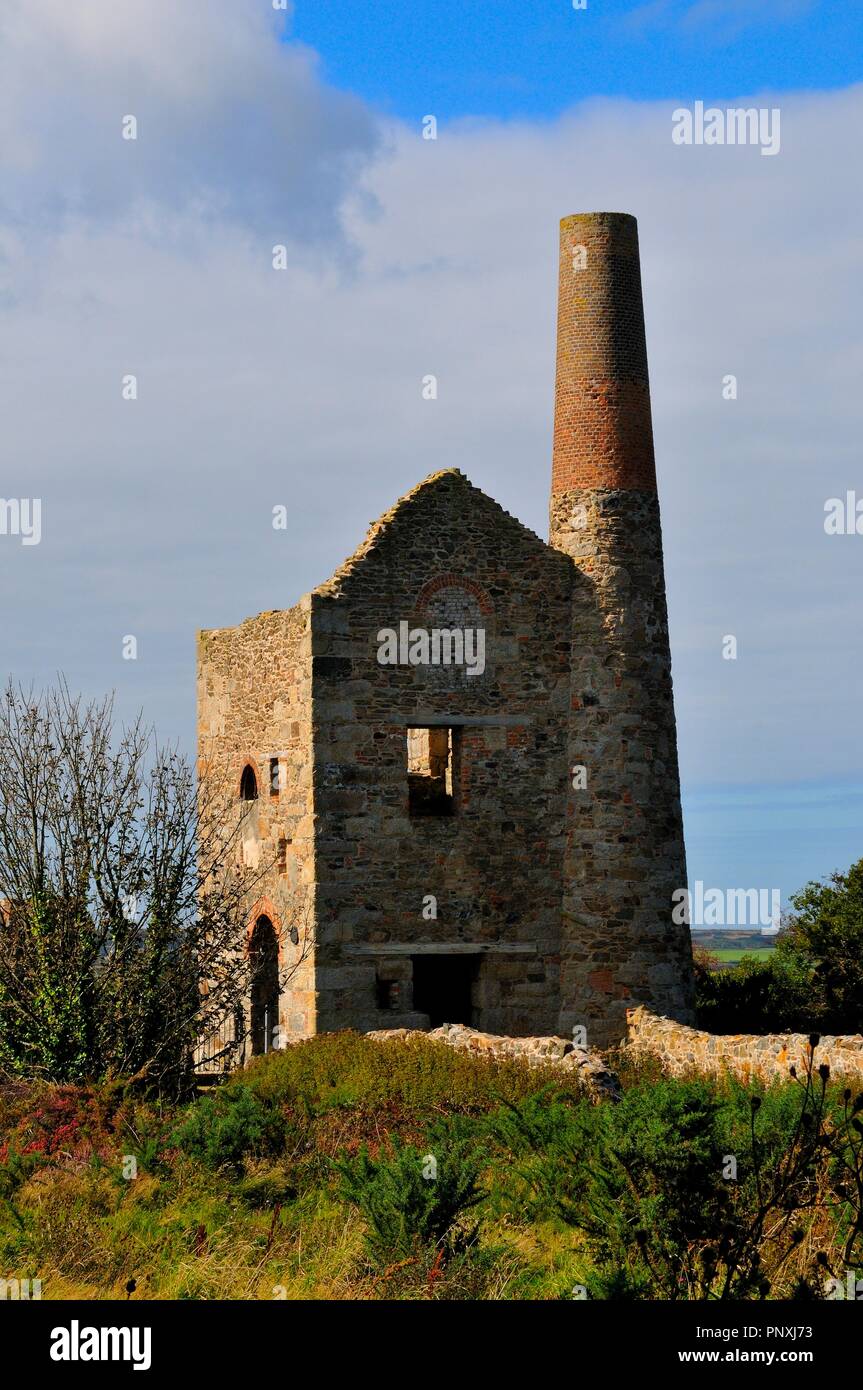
[415,573,494,617]
[247,896,284,959]
[235,752,261,799]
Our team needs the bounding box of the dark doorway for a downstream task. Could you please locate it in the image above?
[412,954,477,1028]
[249,915,280,1055]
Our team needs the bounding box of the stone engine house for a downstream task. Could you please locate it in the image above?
[197,212,696,1054]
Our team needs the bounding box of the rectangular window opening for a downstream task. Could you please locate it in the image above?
[407,726,459,817]
[269,757,280,795]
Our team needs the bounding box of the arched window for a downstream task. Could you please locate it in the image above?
[240,764,258,801]
[249,915,280,1056]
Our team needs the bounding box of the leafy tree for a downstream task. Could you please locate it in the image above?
[0,680,276,1092]
[694,857,863,1035]
[778,860,863,1034]
[695,950,815,1034]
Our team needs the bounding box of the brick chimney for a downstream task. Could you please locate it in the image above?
[550,212,696,1047]
[550,211,656,542]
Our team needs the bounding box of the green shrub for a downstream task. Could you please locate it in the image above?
[490,1073,844,1299]
[236,1032,579,1118]
[695,856,863,1036]
[580,1079,735,1296]
[695,950,815,1034]
[173,1086,284,1174]
[485,1089,593,1222]
[336,1125,486,1263]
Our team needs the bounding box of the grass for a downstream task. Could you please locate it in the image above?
[0,1031,856,1300]
[711,948,776,963]
[0,1033,588,1301]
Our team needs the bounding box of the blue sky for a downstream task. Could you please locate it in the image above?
[287,0,863,914]
[1,0,861,921]
[291,0,863,120]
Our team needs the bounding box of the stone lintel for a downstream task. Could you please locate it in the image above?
[402,715,532,728]
[343,943,537,957]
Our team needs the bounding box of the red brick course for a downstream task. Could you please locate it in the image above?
[551,212,658,495]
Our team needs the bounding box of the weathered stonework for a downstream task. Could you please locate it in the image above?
[197,602,317,1041]
[627,1006,863,1086]
[368,1023,621,1102]
[197,212,695,1058]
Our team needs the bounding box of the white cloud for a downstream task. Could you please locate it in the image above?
[625,0,814,39]
[0,0,860,816]
[0,0,380,239]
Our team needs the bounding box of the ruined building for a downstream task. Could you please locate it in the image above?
[197,212,696,1055]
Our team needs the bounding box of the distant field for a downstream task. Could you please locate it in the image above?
[710,948,775,963]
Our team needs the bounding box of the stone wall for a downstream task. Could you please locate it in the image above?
[197,600,317,1042]
[368,1022,620,1102]
[310,469,574,1038]
[627,1006,863,1085]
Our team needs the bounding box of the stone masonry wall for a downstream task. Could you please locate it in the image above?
[627,1006,863,1085]
[309,469,574,1037]
[197,601,316,1042]
[368,1023,620,1102]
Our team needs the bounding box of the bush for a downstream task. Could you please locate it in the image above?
[336,1124,486,1264]
[490,1067,857,1300]
[173,1086,284,1174]
[781,860,863,1033]
[236,1031,579,1118]
[695,857,863,1037]
[695,950,815,1034]
[485,1089,593,1223]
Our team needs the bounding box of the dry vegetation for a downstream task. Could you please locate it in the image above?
[1,1032,861,1301]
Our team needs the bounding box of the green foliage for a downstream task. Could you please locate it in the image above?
[695,857,863,1036]
[172,1085,285,1174]
[694,948,815,1034]
[782,860,863,1033]
[492,1054,863,1300]
[0,894,96,1083]
[534,1079,744,1296]
[236,1030,577,1118]
[1,1034,860,1301]
[585,1080,730,1272]
[336,1125,486,1263]
[485,1089,593,1222]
